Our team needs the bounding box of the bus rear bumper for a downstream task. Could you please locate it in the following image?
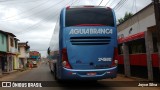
[61,67,117,80]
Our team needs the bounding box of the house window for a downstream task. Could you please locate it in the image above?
[18,47,20,52]
[128,38,146,54]
[129,28,132,34]
[15,41,17,49]
[2,35,4,44]
[10,38,14,47]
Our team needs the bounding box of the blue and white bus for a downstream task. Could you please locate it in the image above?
[49,6,118,80]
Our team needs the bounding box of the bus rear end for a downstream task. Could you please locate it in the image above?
[58,6,118,80]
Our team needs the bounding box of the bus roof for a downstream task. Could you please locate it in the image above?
[66,6,112,10]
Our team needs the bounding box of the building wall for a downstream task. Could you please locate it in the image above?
[14,55,19,69]
[6,35,19,71]
[14,40,19,54]
[7,35,16,53]
[118,14,156,37]
[118,4,155,37]
[13,40,19,69]
[19,47,26,58]
[117,3,159,81]
[0,33,7,52]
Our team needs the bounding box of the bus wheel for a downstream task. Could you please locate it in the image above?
[54,65,58,80]
[51,64,55,74]
[50,69,53,73]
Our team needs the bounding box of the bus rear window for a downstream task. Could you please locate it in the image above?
[65,8,114,27]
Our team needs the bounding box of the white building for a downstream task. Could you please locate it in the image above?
[117,3,159,81]
[18,42,30,69]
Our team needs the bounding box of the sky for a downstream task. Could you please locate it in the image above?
[0,0,152,57]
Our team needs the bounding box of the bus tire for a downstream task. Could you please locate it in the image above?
[50,65,53,73]
[50,69,53,73]
[51,64,55,74]
[54,64,58,80]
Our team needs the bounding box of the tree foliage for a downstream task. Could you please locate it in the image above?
[118,12,133,24]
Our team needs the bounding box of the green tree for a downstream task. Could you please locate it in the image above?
[118,18,124,24]
[118,12,133,24]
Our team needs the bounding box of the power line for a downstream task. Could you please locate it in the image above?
[49,0,78,48]
[0,0,44,4]
[108,0,116,7]
[130,0,135,13]
[98,0,104,6]
[114,0,128,11]
[16,0,76,35]
[49,0,78,49]
[105,0,111,6]
[0,1,62,22]
[49,0,79,51]
[0,0,50,21]
[16,13,59,35]
[70,0,80,6]
[0,0,19,3]
[0,0,64,22]
[135,0,141,33]
[113,0,124,10]
[73,0,81,6]
[128,0,135,26]
[119,0,128,10]
[10,0,66,35]
[117,0,134,30]
[113,0,125,10]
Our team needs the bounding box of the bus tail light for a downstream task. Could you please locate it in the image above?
[111,48,118,67]
[106,7,112,10]
[62,48,72,69]
[66,6,70,10]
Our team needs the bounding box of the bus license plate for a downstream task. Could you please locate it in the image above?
[87,72,96,76]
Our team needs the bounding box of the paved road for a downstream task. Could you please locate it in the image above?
[12,63,55,81]
[0,62,159,90]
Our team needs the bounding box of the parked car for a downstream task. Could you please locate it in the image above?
[32,60,37,67]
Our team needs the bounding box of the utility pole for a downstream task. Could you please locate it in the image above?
[153,0,160,81]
